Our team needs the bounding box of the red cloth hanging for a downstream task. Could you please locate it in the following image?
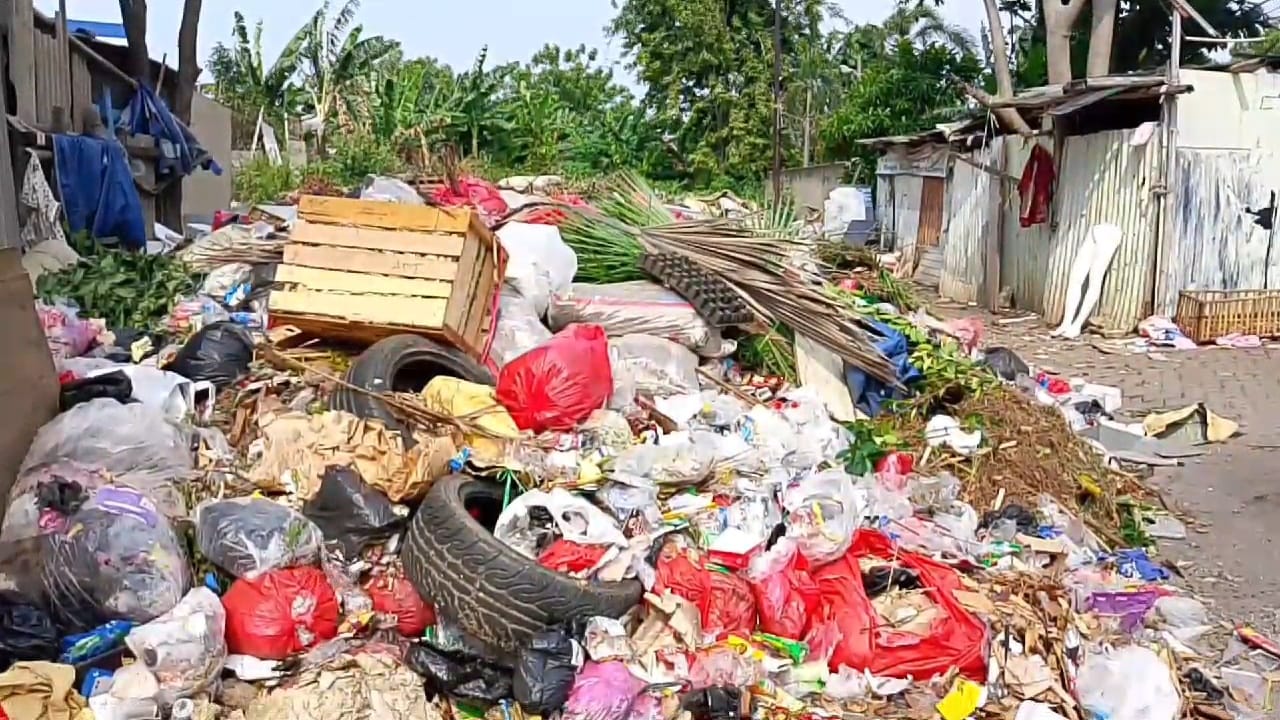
[1018,145,1056,228]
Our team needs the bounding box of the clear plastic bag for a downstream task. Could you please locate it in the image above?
[608,335,700,404]
[199,263,253,302]
[1076,646,1179,720]
[37,301,100,359]
[125,587,226,705]
[547,282,736,357]
[359,176,426,205]
[609,433,719,490]
[494,488,627,557]
[491,287,553,368]
[195,497,325,579]
[496,222,578,316]
[43,486,191,632]
[783,469,867,567]
[19,398,194,492]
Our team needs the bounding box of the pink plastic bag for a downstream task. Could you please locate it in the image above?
[38,302,100,359]
[563,661,661,720]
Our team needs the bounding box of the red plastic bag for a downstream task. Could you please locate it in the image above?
[653,541,756,640]
[496,324,612,432]
[538,539,610,575]
[366,571,436,637]
[745,540,820,639]
[223,567,340,659]
[813,529,987,680]
[430,177,509,219]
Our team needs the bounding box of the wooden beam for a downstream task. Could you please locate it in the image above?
[9,0,36,124]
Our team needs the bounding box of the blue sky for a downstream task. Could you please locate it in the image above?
[35,0,985,80]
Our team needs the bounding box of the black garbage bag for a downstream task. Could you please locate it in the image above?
[514,629,582,715]
[59,371,133,411]
[166,321,254,387]
[0,594,59,670]
[195,497,326,579]
[302,466,404,557]
[682,687,744,720]
[406,643,512,706]
[981,346,1030,381]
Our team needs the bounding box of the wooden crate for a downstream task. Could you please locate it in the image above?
[268,196,504,359]
[1175,289,1280,343]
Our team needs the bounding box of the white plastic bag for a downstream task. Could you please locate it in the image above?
[199,262,253,302]
[494,488,627,558]
[547,282,736,357]
[359,176,425,205]
[783,469,868,566]
[1076,646,1179,720]
[84,364,215,423]
[496,222,578,316]
[491,287,553,368]
[19,398,193,490]
[125,587,227,705]
[608,335,700,405]
[609,431,719,490]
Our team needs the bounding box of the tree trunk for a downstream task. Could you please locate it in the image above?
[166,0,201,231]
[980,0,1035,137]
[1086,0,1118,77]
[1043,0,1088,85]
[117,0,151,82]
[802,87,811,166]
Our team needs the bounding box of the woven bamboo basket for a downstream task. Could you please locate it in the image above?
[1175,289,1280,343]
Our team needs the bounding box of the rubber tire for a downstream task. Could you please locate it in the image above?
[330,335,493,442]
[402,474,643,664]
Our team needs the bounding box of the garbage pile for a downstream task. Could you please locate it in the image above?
[0,173,1257,720]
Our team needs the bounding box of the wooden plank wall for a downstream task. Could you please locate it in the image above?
[33,23,72,130]
[70,52,93,127]
[9,0,36,124]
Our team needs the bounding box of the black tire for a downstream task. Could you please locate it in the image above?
[402,475,642,664]
[639,252,754,328]
[330,335,493,443]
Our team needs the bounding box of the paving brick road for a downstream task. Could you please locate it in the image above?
[932,302,1280,632]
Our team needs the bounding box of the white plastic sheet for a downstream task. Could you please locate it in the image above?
[496,222,578,316]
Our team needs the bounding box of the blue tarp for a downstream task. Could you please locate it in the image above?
[53,134,146,249]
[843,319,923,417]
[124,84,222,182]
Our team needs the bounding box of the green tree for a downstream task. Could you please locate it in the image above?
[296,0,398,141]
[206,11,310,142]
[821,39,982,182]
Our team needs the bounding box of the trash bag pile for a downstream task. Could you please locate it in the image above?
[0,175,1243,720]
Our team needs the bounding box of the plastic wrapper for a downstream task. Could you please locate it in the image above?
[302,466,405,557]
[491,288,553,368]
[43,486,191,632]
[539,539,612,577]
[497,324,613,432]
[609,432,719,490]
[38,301,100,359]
[608,334,700,406]
[1076,646,1179,720]
[125,587,226,705]
[360,176,426,204]
[597,481,663,535]
[547,282,736,357]
[19,398,193,495]
[783,469,867,567]
[195,497,325,579]
[223,566,339,660]
[689,647,764,690]
[166,321,254,388]
[514,628,583,715]
[59,370,132,410]
[495,488,627,558]
[496,222,578,316]
[199,263,253,303]
[745,538,820,639]
[0,593,59,668]
[320,549,373,615]
[564,661,662,720]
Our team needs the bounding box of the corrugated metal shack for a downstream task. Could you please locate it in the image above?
[2,0,197,237]
[865,74,1202,335]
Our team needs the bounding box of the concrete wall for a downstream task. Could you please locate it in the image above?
[778,163,845,212]
[183,93,233,222]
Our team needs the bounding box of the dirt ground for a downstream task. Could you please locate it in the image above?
[928,296,1280,635]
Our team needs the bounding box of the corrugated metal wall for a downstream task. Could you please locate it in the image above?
[891,175,924,259]
[1000,130,1159,333]
[875,176,894,249]
[939,145,994,304]
[1168,150,1278,307]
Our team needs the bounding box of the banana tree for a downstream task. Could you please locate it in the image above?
[206,11,310,144]
[296,0,398,148]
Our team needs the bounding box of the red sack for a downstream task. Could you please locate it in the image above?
[496,324,612,432]
[366,572,436,637]
[746,542,820,639]
[223,567,340,659]
[813,529,987,680]
[538,539,610,575]
[654,542,756,640]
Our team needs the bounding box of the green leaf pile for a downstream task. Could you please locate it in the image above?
[36,237,198,330]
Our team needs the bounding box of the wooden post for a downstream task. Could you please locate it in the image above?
[10,0,37,124]
[1154,7,1183,315]
[984,139,1007,311]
